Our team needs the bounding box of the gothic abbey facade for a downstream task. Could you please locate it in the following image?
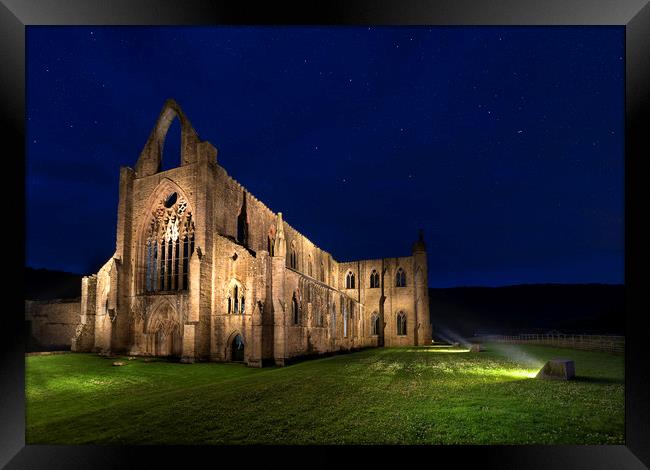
[71,99,432,366]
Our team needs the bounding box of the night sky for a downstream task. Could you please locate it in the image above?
[26,26,624,287]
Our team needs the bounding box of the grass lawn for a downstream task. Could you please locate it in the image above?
[25,343,624,444]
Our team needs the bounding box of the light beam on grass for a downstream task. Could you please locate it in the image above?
[462,366,539,380]
[437,326,472,347]
[485,342,544,369]
[407,348,471,353]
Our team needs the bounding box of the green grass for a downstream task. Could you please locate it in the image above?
[25,343,624,444]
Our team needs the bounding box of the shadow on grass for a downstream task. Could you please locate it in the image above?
[574,376,623,385]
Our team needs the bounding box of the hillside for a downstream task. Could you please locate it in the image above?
[25,267,82,300]
[429,284,624,338]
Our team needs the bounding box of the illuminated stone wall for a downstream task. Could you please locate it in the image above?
[25,299,81,350]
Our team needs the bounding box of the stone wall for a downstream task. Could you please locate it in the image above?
[25,299,81,351]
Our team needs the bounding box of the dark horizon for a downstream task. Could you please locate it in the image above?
[26,26,624,288]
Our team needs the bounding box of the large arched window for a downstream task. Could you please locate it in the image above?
[142,191,195,293]
[370,269,380,288]
[346,271,355,289]
[371,312,380,336]
[292,293,300,325]
[396,311,407,336]
[395,267,407,287]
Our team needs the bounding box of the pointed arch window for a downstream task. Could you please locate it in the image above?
[237,192,248,246]
[396,311,407,336]
[289,242,298,270]
[346,271,355,289]
[396,267,407,287]
[268,236,275,256]
[292,293,300,325]
[370,269,380,288]
[227,283,245,315]
[371,312,380,336]
[142,191,194,293]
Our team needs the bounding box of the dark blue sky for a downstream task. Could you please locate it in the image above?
[26,26,624,287]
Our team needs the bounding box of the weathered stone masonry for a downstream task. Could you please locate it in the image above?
[71,99,432,366]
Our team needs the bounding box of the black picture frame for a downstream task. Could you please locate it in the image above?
[3,0,648,468]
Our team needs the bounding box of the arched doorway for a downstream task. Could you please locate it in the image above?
[145,301,182,357]
[231,334,245,362]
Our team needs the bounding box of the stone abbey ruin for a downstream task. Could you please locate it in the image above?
[39,99,433,365]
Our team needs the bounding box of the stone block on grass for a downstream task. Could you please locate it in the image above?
[536,358,575,380]
[469,344,483,352]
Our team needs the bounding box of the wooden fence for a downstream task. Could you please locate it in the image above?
[473,333,625,354]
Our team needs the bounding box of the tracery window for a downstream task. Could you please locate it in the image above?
[370,269,380,288]
[396,267,407,287]
[396,311,407,336]
[142,191,195,293]
[346,271,355,289]
[227,282,245,315]
[371,312,380,336]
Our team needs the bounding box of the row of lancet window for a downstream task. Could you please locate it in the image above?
[285,241,328,283]
[369,312,407,336]
[143,192,195,293]
[346,268,408,289]
[291,294,353,333]
[290,292,325,327]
